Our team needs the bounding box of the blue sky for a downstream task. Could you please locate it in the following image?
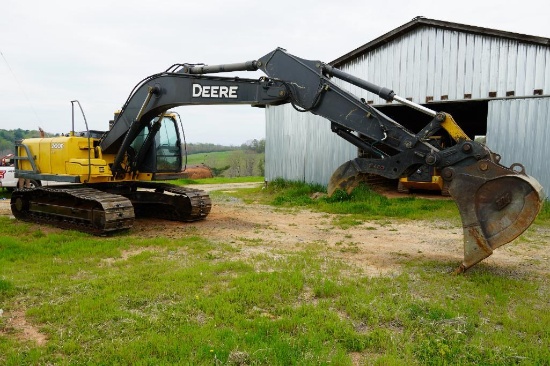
[1,0,549,145]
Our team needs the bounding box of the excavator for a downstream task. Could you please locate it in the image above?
[11,48,544,272]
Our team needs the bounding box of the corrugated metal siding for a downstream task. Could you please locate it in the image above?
[486,97,550,198]
[338,27,550,104]
[265,105,356,184]
[265,24,550,187]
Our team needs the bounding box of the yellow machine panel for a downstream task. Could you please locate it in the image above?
[398,175,446,193]
[18,136,114,183]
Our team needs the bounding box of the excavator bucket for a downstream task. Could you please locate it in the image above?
[446,160,544,272]
[328,158,545,272]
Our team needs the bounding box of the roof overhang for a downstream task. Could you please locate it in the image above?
[331,17,550,67]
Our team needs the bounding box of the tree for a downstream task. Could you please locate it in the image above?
[0,129,43,157]
[228,150,245,177]
[257,155,265,176]
[256,139,265,153]
[240,138,265,153]
[244,151,256,176]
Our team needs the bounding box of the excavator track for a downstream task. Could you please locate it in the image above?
[93,181,212,222]
[10,182,211,235]
[10,187,135,235]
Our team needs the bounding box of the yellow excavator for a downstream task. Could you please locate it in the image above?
[12,48,544,272]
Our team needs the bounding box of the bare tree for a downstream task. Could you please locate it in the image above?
[244,152,256,176]
[228,150,245,177]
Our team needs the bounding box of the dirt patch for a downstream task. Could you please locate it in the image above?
[133,184,550,277]
[1,184,548,276]
[0,198,10,216]
[0,308,48,346]
[100,247,162,266]
[188,182,264,192]
[137,204,461,276]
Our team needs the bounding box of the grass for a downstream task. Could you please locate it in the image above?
[0,190,11,200]
[0,218,548,365]
[1,179,549,364]
[229,178,462,222]
[536,198,550,223]
[185,151,233,167]
[185,150,265,177]
[231,178,550,226]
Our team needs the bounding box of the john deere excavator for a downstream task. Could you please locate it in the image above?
[12,48,544,272]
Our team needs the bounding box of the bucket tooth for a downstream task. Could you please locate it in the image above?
[455,226,494,274]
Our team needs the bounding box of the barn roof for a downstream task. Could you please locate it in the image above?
[331,17,550,67]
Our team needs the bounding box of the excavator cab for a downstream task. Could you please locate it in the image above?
[154,117,183,172]
[130,113,184,175]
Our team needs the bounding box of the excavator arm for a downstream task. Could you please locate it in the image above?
[99,73,288,173]
[101,48,544,272]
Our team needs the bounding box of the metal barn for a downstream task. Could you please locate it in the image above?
[265,17,550,197]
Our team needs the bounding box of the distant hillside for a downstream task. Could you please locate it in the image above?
[186,139,266,177]
[186,150,265,177]
[186,139,265,155]
[185,143,240,154]
[0,129,47,156]
[184,139,266,177]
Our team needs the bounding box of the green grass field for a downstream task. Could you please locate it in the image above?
[185,151,265,177]
[186,151,233,167]
[1,179,549,365]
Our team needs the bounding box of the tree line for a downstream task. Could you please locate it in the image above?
[186,139,265,154]
[0,129,43,157]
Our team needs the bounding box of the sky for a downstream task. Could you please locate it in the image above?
[1,0,549,145]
